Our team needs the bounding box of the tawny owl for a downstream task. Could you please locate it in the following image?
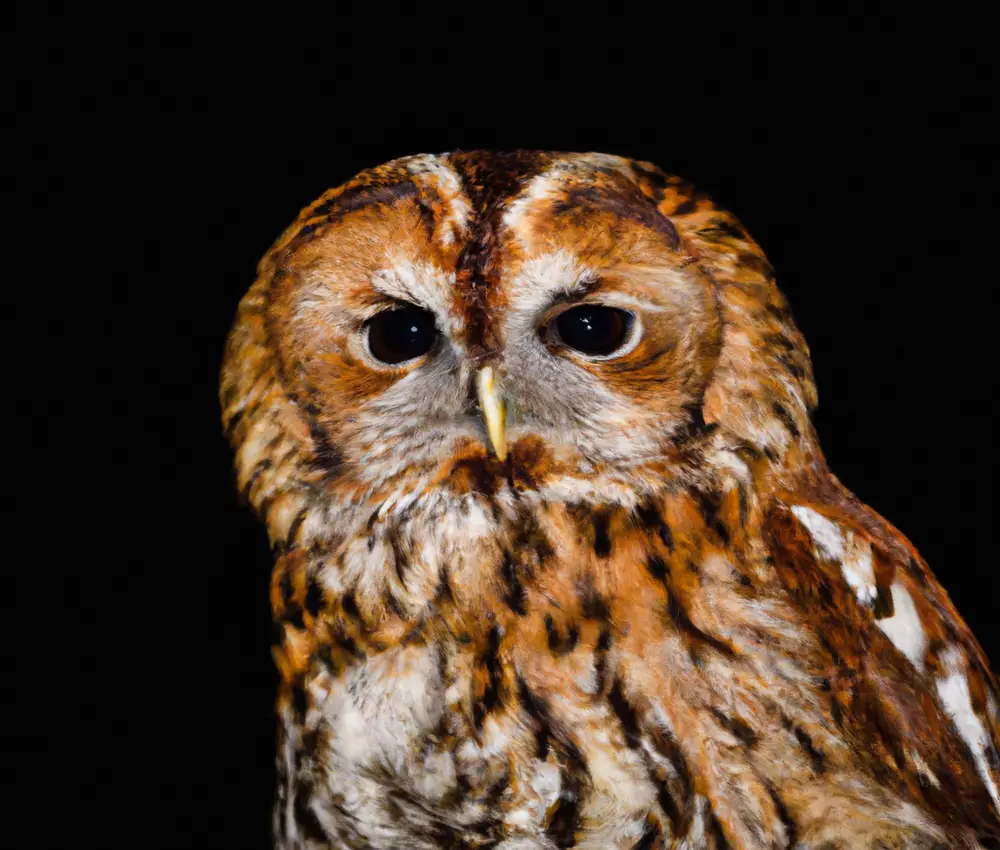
[220,151,999,849]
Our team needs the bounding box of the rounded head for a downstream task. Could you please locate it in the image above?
[221,151,818,535]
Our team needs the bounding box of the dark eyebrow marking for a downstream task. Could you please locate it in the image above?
[289,181,424,250]
[309,181,420,219]
[556,184,680,249]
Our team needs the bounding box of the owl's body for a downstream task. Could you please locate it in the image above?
[221,151,999,848]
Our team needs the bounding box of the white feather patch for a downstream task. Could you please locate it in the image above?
[502,170,561,233]
[791,506,881,606]
[936,647,1000,811]
[790,505,844,560]
[875,583,927,670]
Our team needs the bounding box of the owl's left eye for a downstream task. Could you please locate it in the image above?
[366,306,439,365]
[551,305,637,358]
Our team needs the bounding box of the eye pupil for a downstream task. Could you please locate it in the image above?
[554,305,633,356]
[367,306,438,364]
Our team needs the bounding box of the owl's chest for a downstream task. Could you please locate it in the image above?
[290,629,664,849]
[277,497,650,845]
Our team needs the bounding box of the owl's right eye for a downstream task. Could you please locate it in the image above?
[365,306,439,365]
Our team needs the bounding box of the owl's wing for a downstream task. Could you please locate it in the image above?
[764,476,1000,836]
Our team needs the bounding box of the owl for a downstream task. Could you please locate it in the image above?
[220,151,999,849]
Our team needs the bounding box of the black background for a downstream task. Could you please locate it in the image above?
[19,9,996,847]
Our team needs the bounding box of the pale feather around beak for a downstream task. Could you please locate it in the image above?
[476,366,507,461]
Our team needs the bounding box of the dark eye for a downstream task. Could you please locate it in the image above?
[554,305,635,357]
[366,305,438,365]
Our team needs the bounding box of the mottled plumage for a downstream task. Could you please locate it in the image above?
[220,151,999,848]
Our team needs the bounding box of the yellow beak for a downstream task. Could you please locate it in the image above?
[476,366,507,461]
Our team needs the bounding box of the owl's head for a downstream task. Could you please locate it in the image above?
[222,151,818,541]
